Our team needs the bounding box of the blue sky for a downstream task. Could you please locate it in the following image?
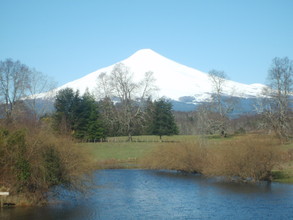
[1,0,293,86]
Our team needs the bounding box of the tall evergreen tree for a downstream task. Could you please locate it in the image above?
[150,99,179,140]
[72,91,92,139]
[77,91,105,141]
[53,88,105,141]
[53,88,79,134]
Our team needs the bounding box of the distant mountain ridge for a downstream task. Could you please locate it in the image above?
[47,49,266,111]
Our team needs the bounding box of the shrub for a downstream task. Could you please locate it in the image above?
[43,147,64,186]
[0,123,94,205]
[203,137,283,181]
[141,142,206,173]
[141,135,285,182]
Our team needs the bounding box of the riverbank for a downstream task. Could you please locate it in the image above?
[80,134,293,183]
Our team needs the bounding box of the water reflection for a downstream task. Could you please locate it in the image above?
[1,169,293,220]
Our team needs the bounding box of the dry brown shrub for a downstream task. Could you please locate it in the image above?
[203,135,284,181]
[140,135,286,182]
[0,122,95,206]
[141,142,206,173]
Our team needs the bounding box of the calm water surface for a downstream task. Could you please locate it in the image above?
[1,169,293,219]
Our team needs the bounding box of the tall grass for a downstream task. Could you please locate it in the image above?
[141,135,287,182]
[141,143,206,173]
[203,136,284,181]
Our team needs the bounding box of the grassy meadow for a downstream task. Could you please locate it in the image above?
[80,142,154,168]
[80,135,200,161]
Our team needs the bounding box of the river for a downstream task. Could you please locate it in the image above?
[1,169,293,219]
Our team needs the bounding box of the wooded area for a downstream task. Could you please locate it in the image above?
[0,57,292,142]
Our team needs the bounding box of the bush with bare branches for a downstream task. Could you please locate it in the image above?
[0,123,94,206]
[142,136,285,182]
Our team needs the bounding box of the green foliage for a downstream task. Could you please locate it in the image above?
[74,91,105,141]
[43,147,64,186]
[53,88,78,134]
[53,89,105,141]
[86,109,105,141]
[5,130,32,185]
[0,124,94,205]
[53,90,181,140]
[15,158,31,183]
[7,130,26,149]
[150,99,179,139]
[0,128,9,137]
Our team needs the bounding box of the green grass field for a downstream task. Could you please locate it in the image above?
[79,135,202,162]
[106,135,201,143]
[79,138,162,168]
[80,142,156,161]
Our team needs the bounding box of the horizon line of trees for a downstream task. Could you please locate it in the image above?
[52,87,179,141]
[0,57,292,142]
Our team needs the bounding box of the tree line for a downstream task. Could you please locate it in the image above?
[51,62,178,141]
[191,57,293,142]
[0,59,178,141]
[52,88,179,141]
[0,57,292,142]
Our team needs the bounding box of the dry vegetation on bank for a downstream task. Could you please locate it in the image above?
[140,135,290,182]
[0,123,95,206]
[82,134,293,183]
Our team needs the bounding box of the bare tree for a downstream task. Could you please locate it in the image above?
[208,70,228,117]
[0,58,56,122]
[208,70,228,136]
[95,72,113,99]
[26,69,56,120]
[0,59,31,121]
[259,57,293,141]
[98,96,120,136]
[203,70,234,136]
[96,63,157,140]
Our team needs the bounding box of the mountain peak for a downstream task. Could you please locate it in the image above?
[49,49,266,108]
[121,49,185,75]
[124,49,168,64]
[131,48,160,57]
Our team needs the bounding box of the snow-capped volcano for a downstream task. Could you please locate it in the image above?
[53,49,265,104]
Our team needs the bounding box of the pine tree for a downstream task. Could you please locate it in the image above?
[151,99,179,140]
[86,108,105,142]
[53,89,105,141]
[53,88,79,135]
[73,91,105,141]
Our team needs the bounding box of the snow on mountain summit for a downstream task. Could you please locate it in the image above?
[53,49,266,102]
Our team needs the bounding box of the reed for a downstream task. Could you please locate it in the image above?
[141,135,286,182]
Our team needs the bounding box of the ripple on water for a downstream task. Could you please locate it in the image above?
[2,169,293,220]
